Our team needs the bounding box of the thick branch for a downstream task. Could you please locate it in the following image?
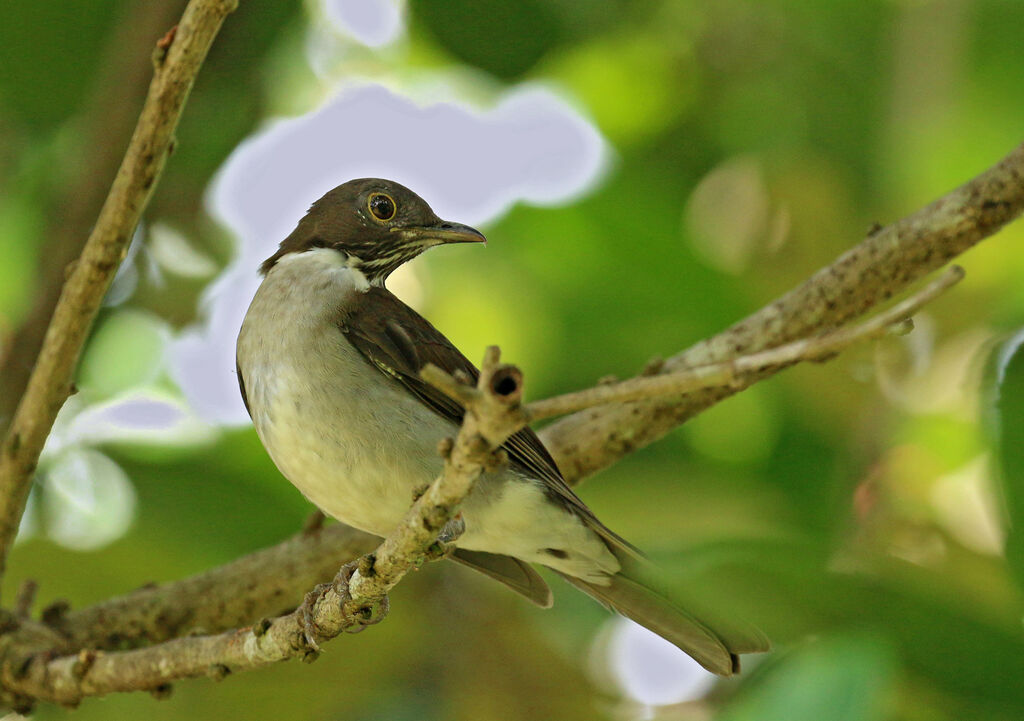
[524,266,962,422]
[0,267,966,704]
[0,0,240,584]
[540,143,1024,483]
[46,525,376,652]
[2,349,528,705]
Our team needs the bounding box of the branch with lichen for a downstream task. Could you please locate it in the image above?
[0,0,241,587]
[541,142,1024,483]
[0,348,531,707]
[524,265,962,422]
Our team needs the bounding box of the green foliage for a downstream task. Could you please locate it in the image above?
[993,334,1024,589]
[718,636,896,721]
[3,1,1024,720]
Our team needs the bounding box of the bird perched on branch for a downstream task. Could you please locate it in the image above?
[236,178,768,675]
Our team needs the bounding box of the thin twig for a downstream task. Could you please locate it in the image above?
[346,347,525,603]
[525,267,964,422]
[0,0,240,586]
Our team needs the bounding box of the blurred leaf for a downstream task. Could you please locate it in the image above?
[0,0,126,130]
[545,32,695,145]
[717,635,896,721]
[41,447,136,551]
[991,329,1024,589]
[409,0,561,79]
[77,309,169,398]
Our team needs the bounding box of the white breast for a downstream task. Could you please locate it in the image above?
[237,248,619,581]
[237,249,445,535]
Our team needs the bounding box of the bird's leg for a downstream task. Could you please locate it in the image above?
[298,555,391,653]
[339,554,390,632]
[436,514,465,544]
[298,581,334,653]
[421,514,463,563]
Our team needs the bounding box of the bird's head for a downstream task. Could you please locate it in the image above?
[261,178,486,283]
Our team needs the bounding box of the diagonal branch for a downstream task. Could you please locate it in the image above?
[541,143,1024,483]
[1,349,529,706]
[524,266,963,422]
[0,0,241,585]
[0,0,188,436]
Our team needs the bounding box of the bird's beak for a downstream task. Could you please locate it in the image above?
[402,220,486,246]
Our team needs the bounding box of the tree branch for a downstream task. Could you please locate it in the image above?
[540,143,1024,483]
[0,0,240,585]
[0,263,971,705]
[43,525,377,652]
[524,266,962,422]
[1,348,529,706]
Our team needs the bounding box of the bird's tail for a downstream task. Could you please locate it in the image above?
[555,563,769,676]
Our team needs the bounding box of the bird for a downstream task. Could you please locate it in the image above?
[235,178,768,675]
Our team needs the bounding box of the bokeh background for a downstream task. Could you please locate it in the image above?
[2,1,1024,719]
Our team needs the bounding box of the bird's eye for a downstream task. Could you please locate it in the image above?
[368,193,396,221]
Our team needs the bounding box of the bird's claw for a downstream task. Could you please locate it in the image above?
[299,582,333,653]
[299,558,391,651]
[336,559,390,633]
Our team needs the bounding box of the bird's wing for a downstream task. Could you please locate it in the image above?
[339,287,636,553]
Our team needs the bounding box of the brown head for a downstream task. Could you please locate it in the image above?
[261,178,485,283]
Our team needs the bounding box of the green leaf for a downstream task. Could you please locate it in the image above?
[717,635,896,721]
[992,330,1024,588]
[409,0,561,79]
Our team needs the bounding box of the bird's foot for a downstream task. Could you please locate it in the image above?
[298,557,391,654]
[437,514,465,544]
[338,557,390,633]
[301,509,326,535]
[298,581,334,653]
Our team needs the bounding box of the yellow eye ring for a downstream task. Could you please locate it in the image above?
[368,193,396,221]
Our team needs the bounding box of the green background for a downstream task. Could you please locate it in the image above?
[2,1,1024,719]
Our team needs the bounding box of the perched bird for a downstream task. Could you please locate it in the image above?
[236,178,767,674]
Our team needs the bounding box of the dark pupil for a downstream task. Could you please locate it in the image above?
[370,194,395,220]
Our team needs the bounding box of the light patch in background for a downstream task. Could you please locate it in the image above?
[18,391,216,550]
[930,454,1003,554]
[606,617,715,707]
[148,222,218,279]
[41,448,136,551]
[323,0,402,48]
[684,155,789,274]
[173,82,607,424]
[875,321,992,416]
[65,391,217,449]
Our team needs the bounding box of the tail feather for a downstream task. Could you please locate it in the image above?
[557,567,769,676]
[450,549,553,608]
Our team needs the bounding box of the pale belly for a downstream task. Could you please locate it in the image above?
[236,249,619,580]
[253,345,453,536]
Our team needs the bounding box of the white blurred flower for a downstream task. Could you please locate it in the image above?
[605,617,716,708]
[322,0,403,48]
